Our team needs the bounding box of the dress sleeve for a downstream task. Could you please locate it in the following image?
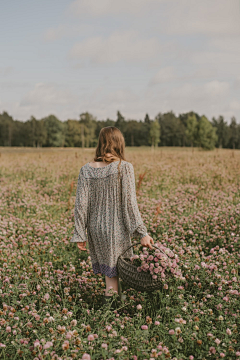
[70,168,88,243]
[121,162,148,239]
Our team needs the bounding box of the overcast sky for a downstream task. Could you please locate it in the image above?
[0,0,240,123]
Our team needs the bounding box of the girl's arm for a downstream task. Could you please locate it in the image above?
[121,162,148,238]
[70,168,88,247]
[121,162,154,249]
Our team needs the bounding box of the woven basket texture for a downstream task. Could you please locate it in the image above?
[117,242,171,293]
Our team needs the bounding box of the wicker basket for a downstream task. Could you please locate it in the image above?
[117,242,171,292]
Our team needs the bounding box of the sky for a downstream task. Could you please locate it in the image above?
[0,0,240,123]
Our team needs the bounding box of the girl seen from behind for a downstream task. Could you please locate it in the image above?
[70,126,154,306]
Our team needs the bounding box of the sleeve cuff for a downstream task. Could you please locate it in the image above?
[132,223,148,239]
[70,233,87,243]
[140,232,148,240]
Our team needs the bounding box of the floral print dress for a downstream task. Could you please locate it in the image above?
[70,160,147,278]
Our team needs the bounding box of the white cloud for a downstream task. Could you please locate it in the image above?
[78,81,233,121]
[43,24,93,42]
[69,30,161,65]
[158,81,234,121]
[149,67,227,86]
[20,83,75,107]
[68,0,240,36]
[161,0,240,36]
[191,51,240,66]
[43,26,68,42]
[149,67,177,85]
[210,36,240,53]
[68,0,163,17]
[233,76,240,90]
[79,86,141,119]
[191,67,217,79]
[166,83,204,105]
[204,81,230,98]
[229,100,240,111]
[188,49,240,80]
[0,67,14,76]
[2,1,240,123]
[1,79,238,123]
[3,83,79,119]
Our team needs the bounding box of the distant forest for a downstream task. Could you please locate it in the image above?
[0,110,239,150]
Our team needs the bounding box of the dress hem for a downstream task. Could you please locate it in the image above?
[92,262,118,278]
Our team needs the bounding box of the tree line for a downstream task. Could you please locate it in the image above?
[0,110,239,150]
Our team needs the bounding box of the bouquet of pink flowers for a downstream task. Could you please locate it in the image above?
[130,242,184,282]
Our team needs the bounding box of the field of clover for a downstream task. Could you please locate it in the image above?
[0,146,239,360]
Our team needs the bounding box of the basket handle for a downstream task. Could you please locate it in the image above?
[120,240,171,259]
[120,243,137,257]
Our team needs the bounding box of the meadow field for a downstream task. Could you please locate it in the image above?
[0,146,239,360]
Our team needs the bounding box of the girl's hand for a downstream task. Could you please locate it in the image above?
[141,235,154,250]
[77,241,87,251]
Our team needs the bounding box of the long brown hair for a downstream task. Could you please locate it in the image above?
[94,126,126,180]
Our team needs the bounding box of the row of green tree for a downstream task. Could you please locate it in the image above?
[0,110,239,150]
